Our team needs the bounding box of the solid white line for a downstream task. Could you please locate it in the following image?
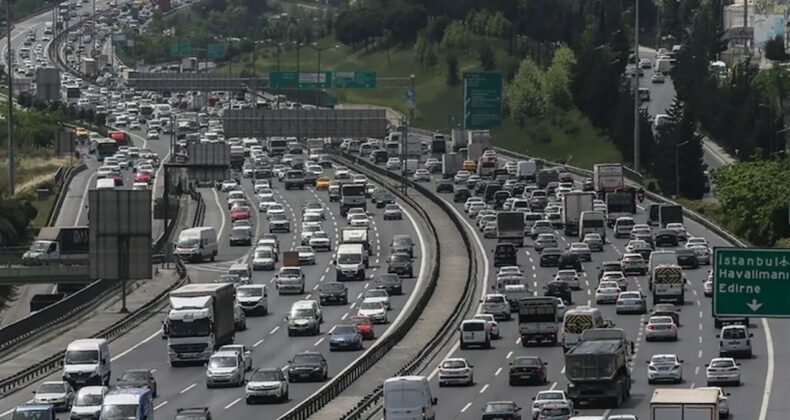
[179,383,196,394]
[759,319,774,420]
[210,188,228,239]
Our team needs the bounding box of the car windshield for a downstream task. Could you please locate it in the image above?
[360,301,382,310]
[710,360,735,368]
[38,383,66,393]
[281,268,301,277]
[65,350,99,364]
[391,254,410,263]
[652,356,677,364]
[442,360,467,369]
[620,293,641,299]
[541,406,571,416]
[251,370,280,382]
[296,247,312,253]
[75,392,103,406]
[237,287,263,297]
[254,250,272,259]
[723,328,747,339]
[100,405,137,420]
[209,356,237,368]
[338,254,362,264]
[120,371,147,381]
[514,357,541,366]
[485,403,515,413]
[539,392,564,400]
[291,308,314,318]
[292,354,322,365]
[334,326,357,335]
[651,317,674,324]
[178,238,200,248]
[320,283,344,292]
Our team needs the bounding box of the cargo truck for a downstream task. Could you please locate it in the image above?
[650,388,720,420]
[562,192,595,236]
[605,189,637,227]
[518,297,559,346]
[430,134,447,155]
[658,204,684,227]
[307,138,325,161]
[22,226,89,265]
[592,163,625,199]
[536,169,560,189]
[565,329,633,407]
[341,227,371,256]
[340,183,367,216]
[166,283,235,366]
[497,212,525,247]
[442,152,463,178]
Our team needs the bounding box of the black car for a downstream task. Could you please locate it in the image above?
[494,243,517,267]
[453,187,471,203]
[253,166,273,179]
[654,229,678,247]
[116,369,157,397]
[634,232,655,249]
[582,178,595,191]
[508,356,547,385]
[388,253,414,277]
[175,408,212,420]
[391,234,415,257]
[436,180,454,193]
[481,401,522,420]
[558,252,582,271]
[375,273,403,295]
[229,227,252,246]
[539,248,563,267]
[371,149,388,164]
[318,282,348,305]
[599,261,623,280]
[544,281,572,304]
[675,248,699,268]
[288,352,328,382]
[492,190,512,209]
[317,154,333,168]
[372,189,396,208]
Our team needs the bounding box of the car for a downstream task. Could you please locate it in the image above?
[174,407,212,420]
[697,387,731,418]
[646,354,683,384]
[568,242,591,261]
[69,385,108,419]
[252,247,276,271]
[498,266,523,277]
[234,303,247,330]
[380,203,402,220]
[357,299,388,324]
[464,197,484,212]
[269,214,290,233]
[116,369,157,396]
[705,357,741,386]
[625,240,653,259]
[630,223,651,239]
[591,276,621,302]
[34,381,75,411]
[229,226,253,246]
[295,246,316,265]
[438,358,474,386]
[318,282,348,305]
[300,225,321,244]
[147,129,159,139]
[654,229,678,247]
[645,315,678,341]
[206,350,245,387]
[388,252,413,278]
[544,281,572,305]
[616,291,647,314]
[652,303,681,326]
[453,187,472,203]
[674,248,699,269]
[287,352,328,382]
[688,244,711,265]
[539,248,563,267]
[620,253,647,275]
[436,179,454,193]
[385,157,401,170]
[704,272,714,296]
[530,220,553,239]
[508,356,547,385]
[219,344,253,371]
[468,201,487,217]
[350,315,375,339]
[601,271,628,290]
[374,273,403,295]
[348,213,370,228]
[266,203,286,219]
[308,231,332,252]
[482,401,522,420]
[554,269,581,290]
[472,313,500,339]
[329,324,364,351]
[364,289,391,310]
[371,189,396,208]
[245,368,289,403]
[718,325,753,358]
[531,391,572,418]
[482,293,511,320]
[686,236,709,248]
[652,72,665,83]
[391,235,415,257]
[315,176,331,190]
[536,402,573,420]
[413,168,431,182]
[230,206,251,222]
[134,171,152,184]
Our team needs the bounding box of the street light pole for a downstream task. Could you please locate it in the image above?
[675,140,689,196]
[6,0,14,196]
[310,43,329,107]
[633,0,641,173]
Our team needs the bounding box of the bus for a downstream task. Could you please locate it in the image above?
[561,306,610,350]
[96,139,118,161]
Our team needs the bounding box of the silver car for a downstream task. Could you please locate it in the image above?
[534,233,558,252]
[583,233,604,251]
[616,291,647,314]
[645,316,678,341]
[206,351,245,387]
[34,381,75,412]
[646,354,683,384]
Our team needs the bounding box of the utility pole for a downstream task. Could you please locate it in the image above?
[295,42,302,141]
[675,140,689,196]
[92,0,96,58]
[633,0,641,173]
[6,0,14,196]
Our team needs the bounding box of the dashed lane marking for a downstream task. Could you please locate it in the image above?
[179,383,196,394]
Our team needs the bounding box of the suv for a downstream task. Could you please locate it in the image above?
[494,243,517,267]
[174,408,212,420]
[390,235,415,257]
[481,293,511,320]
[459,319,491,349]
[287,352,328,382]
[388,253,414,278]
[718,325,753,358]
[284,170,305,190]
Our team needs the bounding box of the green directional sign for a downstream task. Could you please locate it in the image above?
[713,247,790,317]
[270,71,332,89]
[207,43,226,60]
[463,72,502,130]
[169,42,192,58]
[111,33,126,46]
[334,70,376,88]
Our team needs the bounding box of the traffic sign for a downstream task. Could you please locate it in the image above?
[111,33,126,46]
[270,71,332,89]
[207,43,226,60]
[334,70,376,88]
[713,247,790,317]
[169,42,192,58]
[463,72,502,130]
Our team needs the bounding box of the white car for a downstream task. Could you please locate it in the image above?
[568,242,591,261]
[704,272,713,297]
[646,354,683,384]
[532,390,573,418]
[266,203,286,219]
[221,180,239,192]
[345,207,367,223]
[705,357,741,386]
[252,246,276,271]
[454,170,470,184]
[595,281,621,304]
[497,266,523,278]
[256,188,275,201]
[467,202,487,217]
[357,299,387,324]
[245,368,289,403]
[253,180,271,193]
[348,213,370,228]
[385,158,401,170]
[146,129,159,139]
[363,289,391,310]
[309,231,332,252]
[472,313,500,339]
[686,236,709,248]
[464,197,484,212]
[335,167,351,179]
[258,197,278,213]
[666,223,688,240]
[438,358,474,386]
[70,386,107,419]
[554,269,580,290]
[601,271,628,290]
[295,246,316,265]
[534,233,558,252]
[413,169,431,182]
[481,293,511,320]
[34,381,75,411]
[630,224,651,239]
[697,387,731,417]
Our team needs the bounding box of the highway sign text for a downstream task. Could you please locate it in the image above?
[713,247,790,317]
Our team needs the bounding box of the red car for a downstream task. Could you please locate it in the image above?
[134,171,152,184]
[350,315,375,340]
[230,206,251,222]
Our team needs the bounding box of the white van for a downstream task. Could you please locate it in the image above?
[579,211,606,242]
[173,227,218,262]
[95,178,115,190]
[99,388,153,420]
[336,243,367,281]
[70,386,108,419]
[63,339,111,388]
[227,263,252,284]
[236,284,268,315]
[649,250,677,274]
[459,319,491,349]
[405,159,419,174]
[383,376,437,420]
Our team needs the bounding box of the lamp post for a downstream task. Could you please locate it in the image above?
[294,41,305,140]
[6,0,14,196]
[309,43,329,107]
[263,39,283,72]
[675,140,689,196]
[633,0,641,173]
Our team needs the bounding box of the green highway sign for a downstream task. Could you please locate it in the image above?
[207,43,226,59]
[713,247,790,317]
[169,42,192,58]
[463,72,502,130]
[334,70,377,88]
[270,71,332,89]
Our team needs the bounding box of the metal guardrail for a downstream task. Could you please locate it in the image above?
[279,151,478,420]
[45,163,86,227]
[0,258,189,398]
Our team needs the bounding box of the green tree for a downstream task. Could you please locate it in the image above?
[0,198,38,245]
[446,54,460,86]
[414,33,429,65]
[424,43,438,67]
[651,97,707,197]
[478,43,495,71]
[506,58,547,125]
[441,21,475,52]
[764,35,787,61]
[543,46,576,109]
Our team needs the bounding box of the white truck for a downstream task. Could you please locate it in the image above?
[592,163,625,199]
[442,152,462,177]
[466,130,490,162]
[341,227,371,256]
[166,283,236,366]
[497,212,525,247]
[650,264,685,305]
[650,388,719,420]
[518,297,559,346]
[22,226,89,265]
[517,160,538,182]
[562,192,595,236]
[307,138,325,161]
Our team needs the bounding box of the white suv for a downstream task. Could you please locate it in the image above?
[481,294,511,320]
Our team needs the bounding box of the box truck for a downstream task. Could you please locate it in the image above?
[562,192,595,236]
[650,388,719,420]
[22,226,89,265]
[166,283,235,366]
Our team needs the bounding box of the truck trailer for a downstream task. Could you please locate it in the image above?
[593,163,625,199]
[562,192,595,236]
[166,283,235,366]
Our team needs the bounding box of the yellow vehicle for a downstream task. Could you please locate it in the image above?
[315,176,331,190]
[463,160,477,172]
[74,127,89,139]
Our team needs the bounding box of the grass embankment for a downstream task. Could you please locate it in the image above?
[216,38,621,169]
[0,155,76,228]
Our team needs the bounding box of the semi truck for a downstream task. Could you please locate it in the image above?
[441,152,463,178]
[658,204,684,227]
[22,226,89,265]
[564,328,632,407]
[166,283,235,366]
[650,388,720,420]
[496,212,525,247]
[517,297,559,346]
[592,163,625,199]
[517,160,539,182]
[605,189,637,227]
[562,192,595,236]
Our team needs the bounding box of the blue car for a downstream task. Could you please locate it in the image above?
[329,325,363,351]
[12,404,56,420]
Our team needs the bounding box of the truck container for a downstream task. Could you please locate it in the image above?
[466,143,483,162]
[181,57,198,72]
[650,388,719,420]
[518,297,558,346]
[307,138,325,161]
[497,212,525,247]
[605,189,636,226]
[442,152,462,178]
[467,130,490,150]
[166,283,235,366]
[29,293,65,312]
[562,192,595,236]
[517,160,538,182]
[593,163,625,199]
[283,251,299,267]
[108,131,130,146]
[80,58,97,76]
[658,204,684,227]
[536,169,560,189]
[565,329,632,407]
[450,128,465,152]
[341,227,371,255]
[22,226,89,265]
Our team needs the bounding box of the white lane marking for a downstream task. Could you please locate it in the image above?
[695,366,700,375]
[179,383,196,394]
[154,401,168,410]
[75,171,96,225]
[314,337,325,346]
[211,188,228,239]
[760,319,774,420]
[270,326,280,335]
[698,350,703,358]
[253,338,265,347]
[505,351,513,359]
[479,384,489,393]
[494,367,502,376]
[460,402,472,413]
[341,312,348,320]
[224,397,241,409]
[550,382,558,390]
[113,330,160,360]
